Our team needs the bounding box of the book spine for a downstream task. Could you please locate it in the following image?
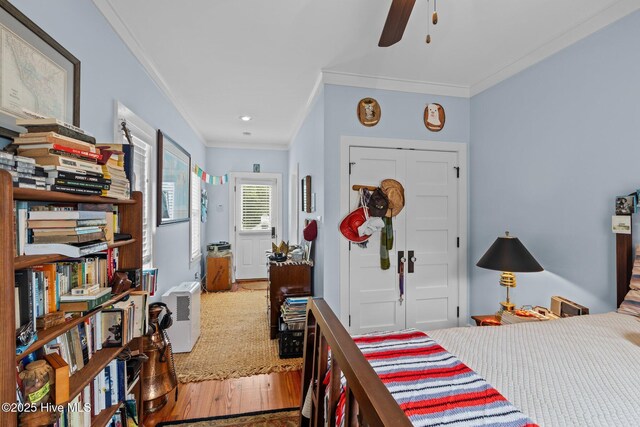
[47,148,100,162]
[52,178,109,190]
[53,171,111,184]
[49,184,102,195]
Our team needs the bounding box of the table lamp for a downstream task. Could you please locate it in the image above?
[476,231,543,312]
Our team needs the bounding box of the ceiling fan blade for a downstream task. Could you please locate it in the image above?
[378,0,417,47]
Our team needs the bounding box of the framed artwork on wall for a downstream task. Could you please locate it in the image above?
[301,175,312,213]
[0,1,80,134]
[157,129,191,225]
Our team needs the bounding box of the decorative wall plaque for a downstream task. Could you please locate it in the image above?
[357,97,381,127]
[424,103,445,132]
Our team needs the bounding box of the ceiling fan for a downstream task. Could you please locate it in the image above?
[378,0,438,47]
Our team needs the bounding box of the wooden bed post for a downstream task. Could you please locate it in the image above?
[616,233,633,307]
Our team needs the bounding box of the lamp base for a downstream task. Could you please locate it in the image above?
[500,300,515,312]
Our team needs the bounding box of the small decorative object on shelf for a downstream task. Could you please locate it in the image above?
[19,360,54,405]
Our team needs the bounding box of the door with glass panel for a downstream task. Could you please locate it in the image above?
[234,178,278,279]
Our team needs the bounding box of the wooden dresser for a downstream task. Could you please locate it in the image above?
[268,260,313,339]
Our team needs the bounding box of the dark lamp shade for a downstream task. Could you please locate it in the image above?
[476,235,543,273]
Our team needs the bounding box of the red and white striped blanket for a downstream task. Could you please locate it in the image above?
[333,329,538,427]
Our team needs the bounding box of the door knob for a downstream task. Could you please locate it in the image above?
[410,256,417,262]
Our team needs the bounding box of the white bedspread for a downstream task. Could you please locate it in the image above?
[429,312,640,427]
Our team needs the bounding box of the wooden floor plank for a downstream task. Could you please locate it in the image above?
[144,371,301,426]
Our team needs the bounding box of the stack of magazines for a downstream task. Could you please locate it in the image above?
[280,296,309,330]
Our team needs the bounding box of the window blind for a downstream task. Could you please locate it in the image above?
[240,184,272,231]
[190,172,201,262]
[130,134,153,267]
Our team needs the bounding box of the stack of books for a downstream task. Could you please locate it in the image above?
[0,151,47,189]
[27,208,108,245]
[280,296,309,330]
[99,149,130,200]
[11,114,132,199]
[59,287,112,313]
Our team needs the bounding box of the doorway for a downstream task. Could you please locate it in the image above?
[229,172,282,280]
[340,137,468,334]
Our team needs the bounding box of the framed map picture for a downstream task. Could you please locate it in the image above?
[157,130,191,225]
[0,1,80,133]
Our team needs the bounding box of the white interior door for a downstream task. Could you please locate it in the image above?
[349,147,406,334]
[234,177,279,280]
[405,151,459,330]
[349,147,460,334]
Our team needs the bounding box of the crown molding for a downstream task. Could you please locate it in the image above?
[470,0,640,96]
[204,140,289,151]
[322,70,471,98]
[92,0,207,147]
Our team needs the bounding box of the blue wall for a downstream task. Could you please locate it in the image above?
[205,147,289,244]
[14,0,208,297]
[288,88,325,294]
[322,84,470,311]
[470,10,640,315]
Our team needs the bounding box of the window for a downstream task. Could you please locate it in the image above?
[190,172,202,263]
[240,184,272,231]
[118,102,155,268]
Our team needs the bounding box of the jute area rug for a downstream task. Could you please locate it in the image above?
[174,289,302,382]
[157,408,300,426]
[239,280,269,291]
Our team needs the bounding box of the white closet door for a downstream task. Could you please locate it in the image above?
[348,147,406,334]
[405,151,459,330]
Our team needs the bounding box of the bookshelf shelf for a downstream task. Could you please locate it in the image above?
[13,187,136,204]
[91,402,123,427]
[16,289,136,362]
[14,239,137,270]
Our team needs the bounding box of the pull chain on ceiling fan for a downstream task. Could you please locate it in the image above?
[426,0,431,44]
[378,0,441,47]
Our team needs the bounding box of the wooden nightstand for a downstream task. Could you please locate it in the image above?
[471,314,502,326]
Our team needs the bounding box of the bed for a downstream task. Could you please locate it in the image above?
[300,233,639,426]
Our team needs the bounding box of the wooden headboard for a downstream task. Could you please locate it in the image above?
[617,233,633,307]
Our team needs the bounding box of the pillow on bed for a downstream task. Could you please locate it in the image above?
[630,245,640,290]
[618,289,640,316]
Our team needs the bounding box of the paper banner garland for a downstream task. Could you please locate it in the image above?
[193,164,228,186]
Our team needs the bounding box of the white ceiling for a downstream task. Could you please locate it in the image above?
[94,0,639,149]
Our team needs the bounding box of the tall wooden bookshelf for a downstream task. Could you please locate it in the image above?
[0,170,145,427]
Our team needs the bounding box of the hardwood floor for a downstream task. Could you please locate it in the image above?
[145,370,302,426]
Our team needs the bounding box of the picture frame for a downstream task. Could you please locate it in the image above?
[101,309,124,348]
[615,195,635,216]
[612,215,631,234]
[157,130,191,225]
[0,1,80,134]
[301,175,312,213]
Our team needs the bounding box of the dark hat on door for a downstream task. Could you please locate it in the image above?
[381,179,405,217]
[303,219,318,241]
[339,207,370,243]
[366,188,389,217]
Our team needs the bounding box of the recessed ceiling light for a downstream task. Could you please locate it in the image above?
[243,131,252,136]
[239,115,252,121]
